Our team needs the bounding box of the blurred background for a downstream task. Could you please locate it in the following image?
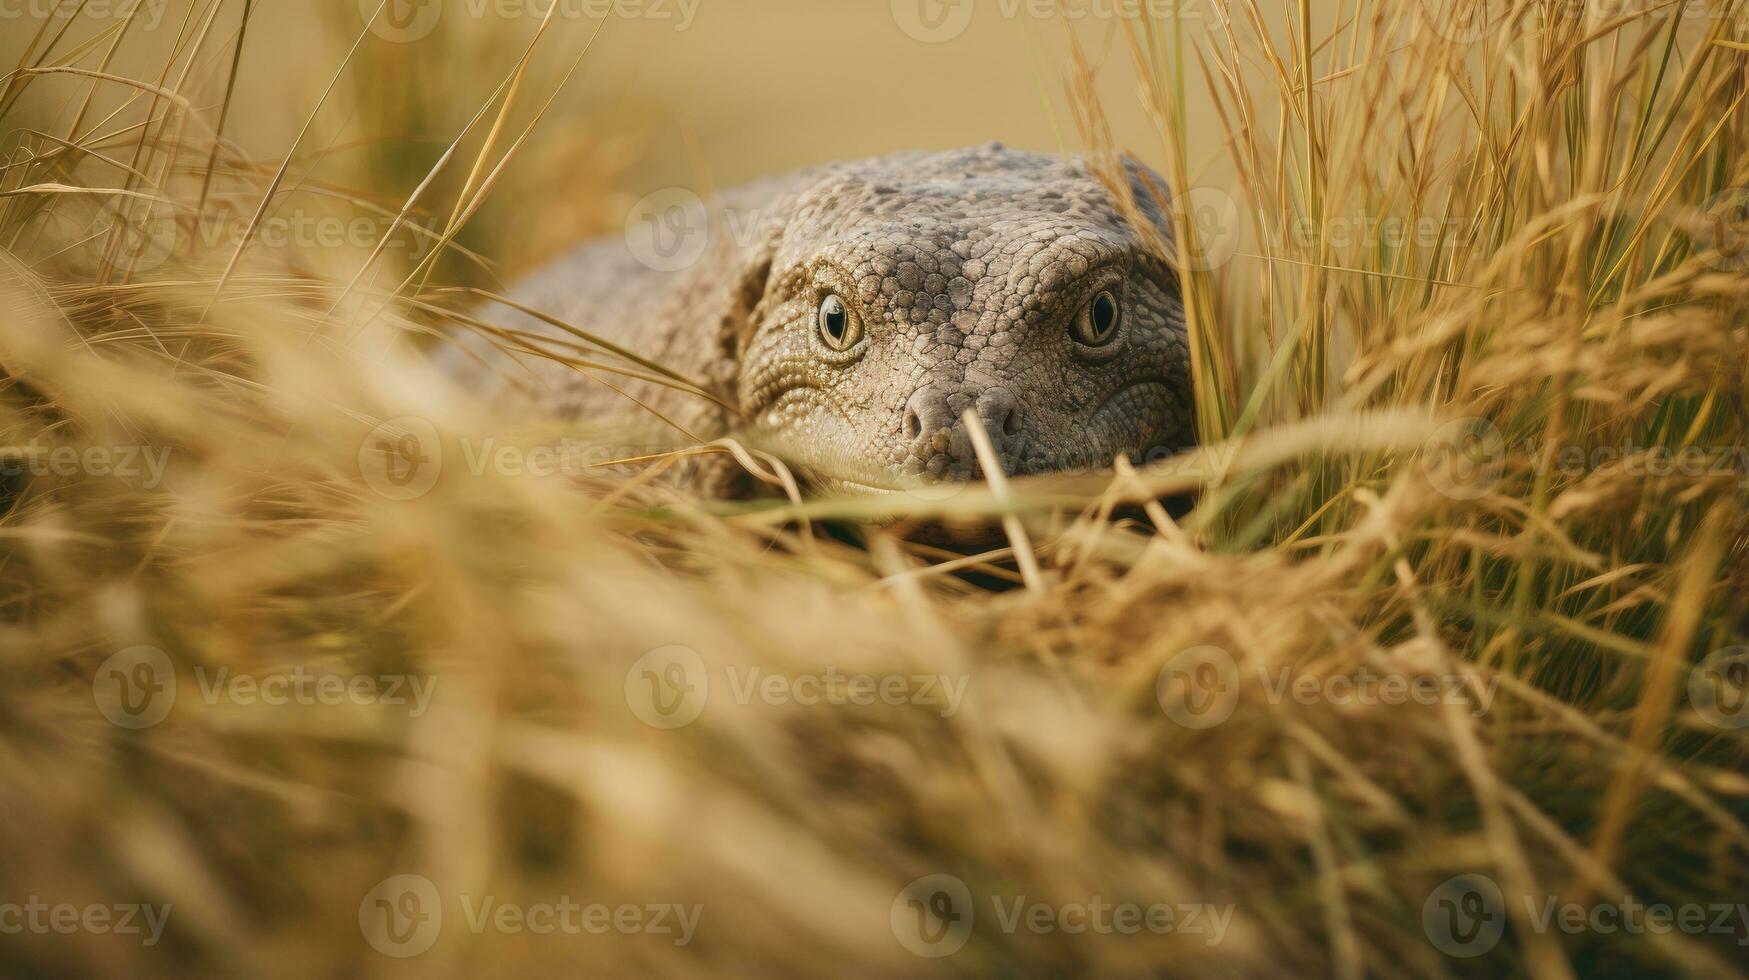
[4,0,1259,278]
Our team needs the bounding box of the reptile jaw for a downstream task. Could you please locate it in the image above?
[810,471,978,499]
[823,476,902,495]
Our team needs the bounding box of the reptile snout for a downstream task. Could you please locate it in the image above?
[901,386,1023,481]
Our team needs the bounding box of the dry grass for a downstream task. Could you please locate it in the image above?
[0,1,1746,977]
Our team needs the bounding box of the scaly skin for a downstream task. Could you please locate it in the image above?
[458,144,1193,493]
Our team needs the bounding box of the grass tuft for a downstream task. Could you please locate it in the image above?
[0,2,1745,976]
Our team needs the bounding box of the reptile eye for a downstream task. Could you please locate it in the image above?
[1072,290,1122,347]
[817,293,862,351]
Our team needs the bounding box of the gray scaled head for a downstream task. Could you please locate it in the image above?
[737,144,1193,491]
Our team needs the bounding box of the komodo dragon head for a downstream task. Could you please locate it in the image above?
[722,145,1195,493]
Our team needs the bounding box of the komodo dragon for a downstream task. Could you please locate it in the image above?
[451,143,1194,494]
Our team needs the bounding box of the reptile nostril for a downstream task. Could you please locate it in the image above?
[977,388,1022,443]
[901,387,952,454]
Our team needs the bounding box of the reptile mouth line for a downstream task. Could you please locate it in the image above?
[813,473,970,496]
[822,476,904,495]
[1090,377,1177,420]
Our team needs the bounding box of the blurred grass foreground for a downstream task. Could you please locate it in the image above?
[1,1,1747,977]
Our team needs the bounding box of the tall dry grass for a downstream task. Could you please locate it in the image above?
[0,1,1745,977]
